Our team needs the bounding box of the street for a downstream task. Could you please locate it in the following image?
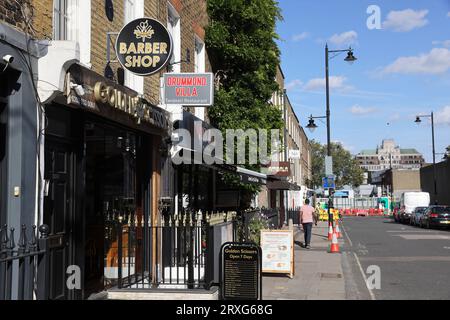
[342,217,450,300]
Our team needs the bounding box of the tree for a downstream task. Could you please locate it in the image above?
[309,140,364,189]
[205,0,284,206]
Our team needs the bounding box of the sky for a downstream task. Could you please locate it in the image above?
[276,0,450,162]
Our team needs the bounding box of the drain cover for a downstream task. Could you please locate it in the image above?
[320,273,342,279]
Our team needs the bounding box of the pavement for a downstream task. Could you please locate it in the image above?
[262,221,348,300]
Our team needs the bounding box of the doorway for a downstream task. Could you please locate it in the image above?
[83,120,147,296]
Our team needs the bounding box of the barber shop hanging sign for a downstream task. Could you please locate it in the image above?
[116,18,173,76]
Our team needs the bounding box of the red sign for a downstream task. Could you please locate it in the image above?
[267,162,291,177]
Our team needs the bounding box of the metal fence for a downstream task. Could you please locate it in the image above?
[287,207,300,225]
[0,224,50,300]
[110,212,236,290]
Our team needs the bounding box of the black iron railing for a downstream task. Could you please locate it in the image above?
[0,224,50,300]
[287,207,300,225]
[110,212,236,290]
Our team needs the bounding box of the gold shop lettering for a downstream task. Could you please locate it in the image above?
[93,82,168,129]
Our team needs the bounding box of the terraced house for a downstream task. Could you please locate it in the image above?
[0,0,239,300]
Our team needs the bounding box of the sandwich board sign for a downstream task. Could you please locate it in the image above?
[260,230,294,278]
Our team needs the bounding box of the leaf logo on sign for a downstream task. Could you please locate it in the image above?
[134,20,154,41]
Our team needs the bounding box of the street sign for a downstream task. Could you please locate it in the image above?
[289,149,301,160]
[325,156,333,175]
[322,175,335,189]
[116,18,173,76]
[163,73,214,106]
[220,242,262,300]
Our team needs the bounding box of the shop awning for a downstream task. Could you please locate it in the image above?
[172,147,267,185]
[267,176,301,191]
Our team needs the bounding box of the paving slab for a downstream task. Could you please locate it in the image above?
[263,221,346,300]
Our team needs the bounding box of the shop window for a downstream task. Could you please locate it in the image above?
[53,0,91,66]
[124,0,144,93]
[83,121,143,294]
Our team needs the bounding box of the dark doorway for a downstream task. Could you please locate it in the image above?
[44,138,77,300]
[84,120,145,296]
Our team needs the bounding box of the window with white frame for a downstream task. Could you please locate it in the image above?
[194,36,205,73]
[53,0,91,66]
[124,0,144,94]
[53,0,68,40]
[194,36,205,120]
[167,3,181,73]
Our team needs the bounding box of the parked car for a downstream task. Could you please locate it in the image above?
[397,192,430,224]
[410,206,428,226]
[420,206,450,229]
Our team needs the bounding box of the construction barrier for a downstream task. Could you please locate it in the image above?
[340,208,389,217]
[318,208,340,221]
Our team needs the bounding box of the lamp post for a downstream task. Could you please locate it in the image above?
[415,112,438,201]
[307,45,357,228]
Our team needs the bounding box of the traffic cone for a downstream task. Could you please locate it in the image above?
[335,220,342,238]
[327,224,333,241]
[329,232,340,253]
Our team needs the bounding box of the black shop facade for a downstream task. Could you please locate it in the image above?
[42,63,170,300]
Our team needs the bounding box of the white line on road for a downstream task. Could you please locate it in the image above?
[341,224,353,247]
[341,222,376,300]
[353,252,376,301]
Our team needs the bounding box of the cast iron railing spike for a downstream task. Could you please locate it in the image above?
[29,225,38,252]
[8,228,15,251]
[1,224,8,250]
[18,224,27,254]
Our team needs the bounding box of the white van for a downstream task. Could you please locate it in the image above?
[397,192,430,223]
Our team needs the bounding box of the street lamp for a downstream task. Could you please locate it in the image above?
[324,45,357,228]
[305,115,323,133]
[415,112,437,201]
[306,46,358,228]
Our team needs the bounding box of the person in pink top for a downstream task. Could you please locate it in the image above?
[300,199,317,249]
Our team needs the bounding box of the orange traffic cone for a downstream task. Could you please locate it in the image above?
[335,220,342,238]
[327,224,333,241]
[329,232,340,253]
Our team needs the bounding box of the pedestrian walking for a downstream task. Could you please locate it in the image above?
[300,199,317,249]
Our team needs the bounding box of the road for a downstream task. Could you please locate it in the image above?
[341,216,450,300]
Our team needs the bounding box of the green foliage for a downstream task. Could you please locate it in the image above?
[248,215,269,245]
[205,0,284,199]
[309,140,364,189]
[205,0,284,156]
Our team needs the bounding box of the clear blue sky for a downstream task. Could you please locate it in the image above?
[276,0,450,162]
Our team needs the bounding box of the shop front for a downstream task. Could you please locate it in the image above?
[42,64,170,299]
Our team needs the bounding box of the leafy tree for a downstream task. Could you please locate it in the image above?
[309,140,364,189]
[205,0,284,206]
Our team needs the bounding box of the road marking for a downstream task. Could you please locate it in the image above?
[359,256,450,262]
[386,230,436,233]
[353,252,376,301]
[341,223,376,300]
[340,224,353,247]
[393,235,450,240]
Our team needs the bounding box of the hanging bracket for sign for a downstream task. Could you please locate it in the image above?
[115,17,173,76]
